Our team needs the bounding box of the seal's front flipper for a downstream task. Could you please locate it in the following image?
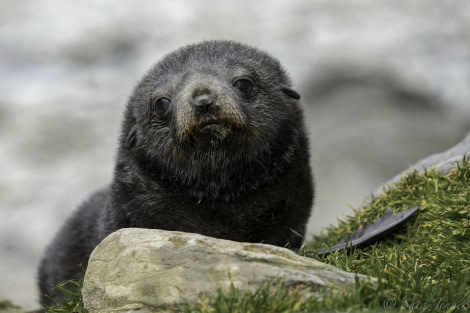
[317,206,419,257]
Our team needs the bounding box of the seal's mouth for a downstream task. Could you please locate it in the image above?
[198,121,232,139]
[177,110,246,144]
[200,120,225,128]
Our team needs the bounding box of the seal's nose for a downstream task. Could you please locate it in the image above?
[194,94,213,113]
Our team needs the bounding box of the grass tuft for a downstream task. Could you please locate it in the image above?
[42,280,86,313]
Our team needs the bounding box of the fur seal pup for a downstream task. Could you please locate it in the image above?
[38,40,314,305]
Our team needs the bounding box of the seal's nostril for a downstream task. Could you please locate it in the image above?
[195,95,213,113]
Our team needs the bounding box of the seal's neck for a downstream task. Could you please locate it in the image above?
[113,139,298,204]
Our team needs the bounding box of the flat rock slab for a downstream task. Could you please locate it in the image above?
[83,228,373,313]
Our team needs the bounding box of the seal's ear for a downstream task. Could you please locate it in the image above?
[125,125,138,149]
[281,86,301,100]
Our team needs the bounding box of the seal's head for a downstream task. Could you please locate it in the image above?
[119,40,305,200]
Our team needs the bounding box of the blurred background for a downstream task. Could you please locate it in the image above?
[1,0,469,309]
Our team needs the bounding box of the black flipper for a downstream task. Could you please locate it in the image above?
[317,206,419,257]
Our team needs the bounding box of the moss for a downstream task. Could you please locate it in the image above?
[168,236,188,248]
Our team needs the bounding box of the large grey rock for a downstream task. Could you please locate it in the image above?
[82,228,373,313]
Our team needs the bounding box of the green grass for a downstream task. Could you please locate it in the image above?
[304,158,470,312]
[43,280,86,313]
[44,158,470,313]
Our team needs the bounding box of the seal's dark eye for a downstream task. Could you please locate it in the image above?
[233,79,254,96]
[154,97,171,116]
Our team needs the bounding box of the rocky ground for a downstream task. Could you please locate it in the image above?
[1,0,469,309]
